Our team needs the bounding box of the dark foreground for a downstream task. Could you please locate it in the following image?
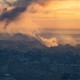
[0,43,80,80]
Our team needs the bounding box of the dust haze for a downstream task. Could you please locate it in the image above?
[0,0,80,47]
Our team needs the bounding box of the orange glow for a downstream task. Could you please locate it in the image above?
[41,0,80,29]
[0,0,80,33]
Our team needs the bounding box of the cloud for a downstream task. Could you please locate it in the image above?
[0,0,80,29]
[1,0,80,29]
[0,0,80,47]
[34,34,79,47]
[0,0,50,28]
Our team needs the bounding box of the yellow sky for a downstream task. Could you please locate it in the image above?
[28,0,80,29]
[0,0,80,34]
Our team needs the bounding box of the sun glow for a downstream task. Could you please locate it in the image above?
[0,0,80,33]
[39,0,80,29]
[47,1,80,14]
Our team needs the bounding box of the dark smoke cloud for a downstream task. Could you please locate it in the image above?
[0,7,27,28]
[0,0,47,28]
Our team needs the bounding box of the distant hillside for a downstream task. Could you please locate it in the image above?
[0,33,34,41]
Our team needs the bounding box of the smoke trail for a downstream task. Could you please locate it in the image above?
[0,0,49,28]
[31,30,58,47]
[0,0,31,28]
[0,0,80,47]
[32,30,80,47]
[34,35,79,47]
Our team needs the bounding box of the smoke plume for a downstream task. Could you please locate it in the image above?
[32,30,80,47]
[34,34,79,47]
[0,0,49,28]
[0,0,80,47]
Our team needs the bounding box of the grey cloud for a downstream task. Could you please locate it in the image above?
[0,0,48,28]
